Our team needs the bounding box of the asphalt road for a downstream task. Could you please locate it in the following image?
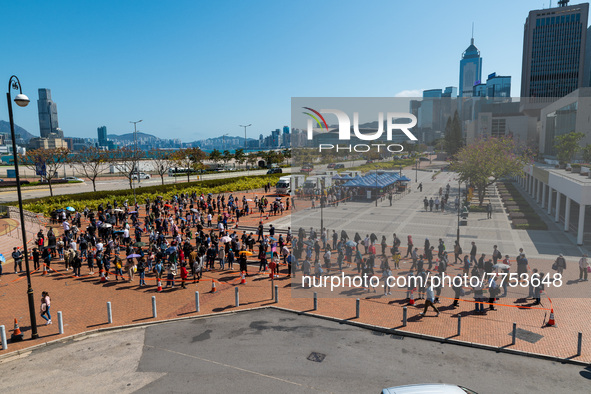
[0,309,589,393]
[0,168,289,203]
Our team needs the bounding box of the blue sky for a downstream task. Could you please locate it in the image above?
[1,0,561,141]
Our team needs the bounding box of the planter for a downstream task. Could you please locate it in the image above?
[559,163,567,169]
[572,166,581,174]
[581,167,590,175]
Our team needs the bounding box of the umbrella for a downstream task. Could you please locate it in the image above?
[191,208,198,213]
[346,240,357,247]
[157,195,163,198]
[269,237,277,241]
[113,230,125,234]
[275,197,282,200]
[239,251,253,256]
[166,246,177,255]
[133,242,146,247]
[220,236,232,243]
[246,199,253,202]
[65,206,75,212]
[164,204,172,208]
[0,254,5,263]
[208,193,212,196]
[180,217,186,221]
[303,240,314,247]
[127,254,141,259]
[493,263,511,270]
[113,208,124,213]
[129,211,137,214]
[55,209,64,213]
[100,223,112,228]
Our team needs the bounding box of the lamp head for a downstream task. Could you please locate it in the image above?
[14,93,30,107]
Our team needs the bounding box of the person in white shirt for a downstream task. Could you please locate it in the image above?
[419,280,440,317]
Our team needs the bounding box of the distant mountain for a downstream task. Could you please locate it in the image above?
[107,132,160,141]
[0,120,36,141]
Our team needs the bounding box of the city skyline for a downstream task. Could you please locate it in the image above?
[0,0,572,142]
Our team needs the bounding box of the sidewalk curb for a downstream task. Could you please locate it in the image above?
[0,306,270,362]
[270,306,591,367]
[2,305,588,367]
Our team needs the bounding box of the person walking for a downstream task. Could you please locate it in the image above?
[419,280,439,317]
[554,254,566,275]
[486,202,493,219]
[488,276,499,311]
[137,258,146,286]
[382,264,392,295]
[40,291,52,325]
[579,254,589,281]
[451,273,463,307]
[180,263,188,289]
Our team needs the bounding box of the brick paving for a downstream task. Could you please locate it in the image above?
[0,187,590,365]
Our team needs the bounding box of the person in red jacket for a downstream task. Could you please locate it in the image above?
[180,263,188,289]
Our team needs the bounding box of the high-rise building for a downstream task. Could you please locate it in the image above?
[459,36,483,97]
[521,1,589,98]
[37,89,62,138]
[97,126,108,147]
[473,72,511,98]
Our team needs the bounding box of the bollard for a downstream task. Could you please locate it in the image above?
[577,332,583,357]
[457,315,461,336]
[274,285,278,303]
[195,291,200,312]
[107,302,112,324]
[0,325,6,350]
[58,311,64,335]
[512,322,517,345]
[152,296,157,318]
[235,287,239,307]
[313,292,318,311]
[402,306,407,327]
[356,298,360,319]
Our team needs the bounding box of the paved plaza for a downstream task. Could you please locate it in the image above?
[1,169,591,371]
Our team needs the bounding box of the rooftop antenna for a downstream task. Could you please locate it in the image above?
[558,0,569,6]
[471,22,474,45]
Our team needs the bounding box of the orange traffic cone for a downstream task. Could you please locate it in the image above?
[157,279,162,292]
[11,318,23,342]
[240,272,247,284]
[100,269,106,283]
[409,290,415,306]
[547,308,556,326]
[211,280,217,293]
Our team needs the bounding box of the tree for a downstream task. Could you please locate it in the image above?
[282,148,291,165]
[582,144,591,164]
[172,147,207,182]
[151,149,173,185]
[234,148,245,168]
[113,147,140,189]
[208,149,221,167]
[20,147,70,197]
[262,150,278,167]
[246,153,258,169]
[555,132,584,164]
[445,111,463,156]
[222,150,233,167]
[74,147,111,192]
[450,137,530,206]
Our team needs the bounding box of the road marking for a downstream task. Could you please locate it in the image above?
[143,344,328,392]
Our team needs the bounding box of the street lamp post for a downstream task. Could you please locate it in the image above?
[6,75,38,339]
[375,170,378,207]
[457,178,461,244]
[320,179,325,233]
[130,120,142,205]
[415,159,418,182]
[240,124,251,151]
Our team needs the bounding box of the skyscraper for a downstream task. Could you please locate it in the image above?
[37,89,62,138]
[97,126,108,147]
[459,35,483,97]
[521,1,589,98]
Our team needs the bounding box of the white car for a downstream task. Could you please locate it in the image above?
[382,384,478,394]
[131,172,151,180]
[63,176,82,182]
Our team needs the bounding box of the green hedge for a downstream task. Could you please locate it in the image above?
[500,182,548,230]
[9,174,281,216]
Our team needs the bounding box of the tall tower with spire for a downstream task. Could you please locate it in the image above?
[458,26,483,97]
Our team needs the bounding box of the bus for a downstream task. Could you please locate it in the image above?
[168,167,197,176]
